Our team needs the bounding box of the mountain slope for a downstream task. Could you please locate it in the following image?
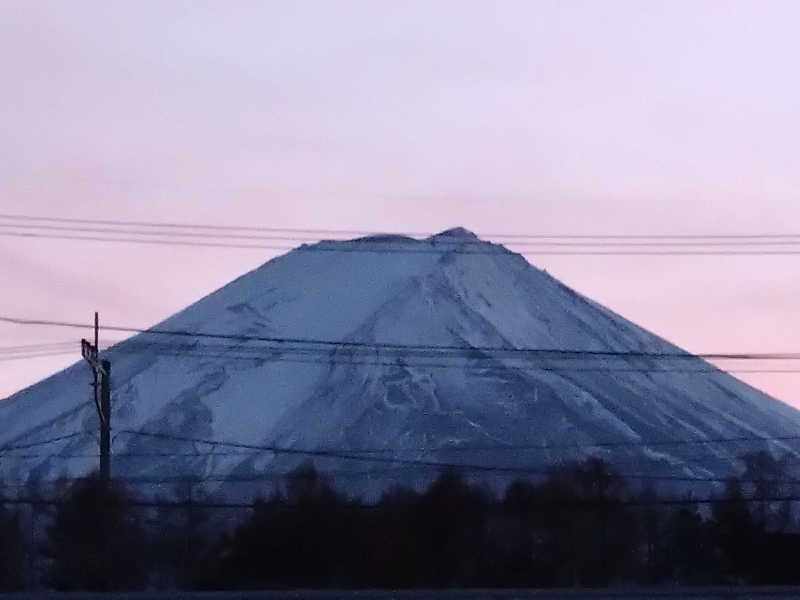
[3,228,800,498]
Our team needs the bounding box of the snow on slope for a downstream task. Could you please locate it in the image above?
[3,228,800,498]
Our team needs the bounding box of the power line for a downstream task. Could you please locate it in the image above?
[0,432,92,453]
[5,229,800,255]
[5,429,800,493]
[3,333,797,379]
[2,315,798,362]
[0,230,296,252]
[0,339,116,362]
[114,429,551,474]
[0,349,88,362]
[3,315,799,376]
[141,343,800,372]
[0,341,76,353]
[110,430,800,480]
[6,430,800,459]
[108,346,800,375]
[3,465,800,496]
[0,340,116,353]
[3,213,800,240]
[104,339,800,362]
[2,339,796,374]
[5,444,800,465]
[114,429,800,454]
[0,223,328,243]
[5,222,800,248]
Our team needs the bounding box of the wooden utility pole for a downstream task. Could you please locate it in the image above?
[81,312,111,483]
[93,312,99,418]
[99,359,111,481]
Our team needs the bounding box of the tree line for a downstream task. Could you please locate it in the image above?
[1,453,800,591]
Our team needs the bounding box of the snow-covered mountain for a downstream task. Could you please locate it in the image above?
[3,228,800,499]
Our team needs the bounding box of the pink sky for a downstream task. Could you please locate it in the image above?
[1,1,798,405]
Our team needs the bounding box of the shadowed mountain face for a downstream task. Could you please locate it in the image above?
[3,229,800,499]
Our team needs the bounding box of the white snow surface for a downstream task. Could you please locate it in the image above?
[3,228,800,499]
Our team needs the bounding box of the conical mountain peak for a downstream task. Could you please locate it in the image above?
[428,227,481,242]
[3,226,800,500]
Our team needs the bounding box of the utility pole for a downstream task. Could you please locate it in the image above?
[81,312,111,483]
[99,359,111,481]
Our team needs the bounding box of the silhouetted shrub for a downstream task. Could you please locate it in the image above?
[0,502,25,590]
[42,474,148,590]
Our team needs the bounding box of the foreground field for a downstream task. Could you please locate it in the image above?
[4,588,800,600]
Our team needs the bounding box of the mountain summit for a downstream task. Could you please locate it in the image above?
[3,229,800,498]
[428,226,481,240]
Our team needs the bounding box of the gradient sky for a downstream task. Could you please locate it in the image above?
[1,1,798,405]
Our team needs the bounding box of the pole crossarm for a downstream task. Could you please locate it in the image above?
[81,338,108,376]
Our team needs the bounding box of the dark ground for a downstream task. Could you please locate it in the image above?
[4,588,800,600]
